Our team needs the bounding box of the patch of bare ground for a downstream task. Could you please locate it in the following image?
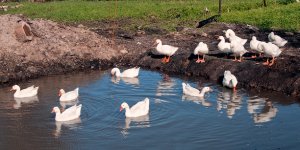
[0,14,124,85]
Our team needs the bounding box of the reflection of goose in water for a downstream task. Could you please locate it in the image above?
[247,97,267,114]
[156,74,176,96]
[182,95,212,107]
[54,118,81,138]
[124,115,150,129]
[253,101,278,123]
[111,77,139,85]
[13,96,39,109]
[60,99,79,109]
[217,89,242,119]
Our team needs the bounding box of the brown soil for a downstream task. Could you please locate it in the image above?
[1,15,300,97]
[0,14,124,84]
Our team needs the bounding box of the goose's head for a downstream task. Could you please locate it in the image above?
[202,87,212,93]
[120,102,129,112]
[155,39,162,44]
[10,85,20,91]
[224,70,231,76]
[218,36,225,41]
[51,107,61,113]
[252,36,257,40]
[58,89,65,96]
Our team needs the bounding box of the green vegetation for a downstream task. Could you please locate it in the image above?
[1,0,299,31]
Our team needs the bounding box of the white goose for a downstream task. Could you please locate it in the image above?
[250,36,264,58]
[120,98,149,118]
[59,88,79,102]
[111,67,140,78]
[182,83,211,97]
[257,42,282,66]
[224,29,247,45]
[217,36,232,57]
[52,104,82,122]
[230,40,248,62]
[10,85,39,98]
[268,32,287,47]
[193,42,209,63]
[155,39,178,63]
[222,70,238,91]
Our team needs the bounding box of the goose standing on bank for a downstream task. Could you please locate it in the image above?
[10,85,39,98]
[250,36,264,58]
[120,98,150,118]
[268,32,288,47]
[257,42,282,66]
[59,88,79,102]
[52,104,82,122]
[182,83,212,97]
[217,36,232,57]
[193,42,209,63]
[155,39,178,63]
[111,67,140,78]
[222,70,238,91]
[230,40,248,62]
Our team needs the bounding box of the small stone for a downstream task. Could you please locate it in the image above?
[120,49,128,54]
[77,24,85,28]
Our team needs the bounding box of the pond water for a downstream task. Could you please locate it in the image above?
[0,69,299,149]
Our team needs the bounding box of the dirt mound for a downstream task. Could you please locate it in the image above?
[0,14,123,84]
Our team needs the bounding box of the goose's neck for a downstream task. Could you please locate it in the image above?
[199,89,207,97]
[219,39,225,44]
[114,68,122,77]
[156,42,162,50]
[55,111,62,120]
[14,88,21,97]
[124,107,132,116]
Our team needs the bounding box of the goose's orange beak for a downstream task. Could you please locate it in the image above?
[51,108,55,113]
[119,106,123,112]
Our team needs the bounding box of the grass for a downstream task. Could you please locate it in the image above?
[1,0,299,31]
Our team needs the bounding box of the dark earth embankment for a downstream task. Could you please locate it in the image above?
[1,15,300,96]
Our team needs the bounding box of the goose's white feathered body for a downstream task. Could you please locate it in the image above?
[193,42,209,55]
[258,42,282,58]
[59,88,79,102]
[230,41,248,57]
[182,83,211,97]
[11,85,39,98]
[268,32,287,47]
[120,98,149,118]
[111,67,140,78]
[225,29,247,45]
[250,36,264,53]
[222,70,238,89]
[155,39,178,56]
[52,104,82,122]
[217,36,231,53]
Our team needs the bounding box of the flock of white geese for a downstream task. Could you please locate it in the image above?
[8,29,287,123]
[156,29,287,66]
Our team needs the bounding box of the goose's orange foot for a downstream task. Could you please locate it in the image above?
[251,55,257,58]
[263,61,269,65]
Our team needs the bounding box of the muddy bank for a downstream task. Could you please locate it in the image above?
[0,14,124,86]
[86,20,300,96]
